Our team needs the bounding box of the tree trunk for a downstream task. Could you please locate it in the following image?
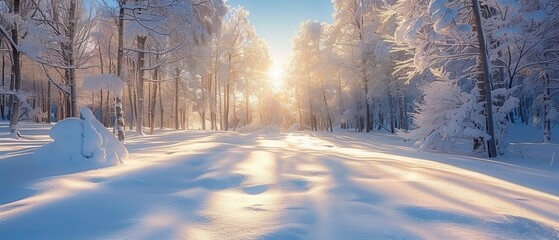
[296,87,302,130]
[114,0,126,141]
[159,82,163,129]
[359,13,371,133]
[32,81,37,118]
[319,73,332,132]
[58,92,64,121]
[201,111,206,130]
[175,68,180,129]
[377,112,383,131]
[472,0,497,158]
[47,80,51,123]
[245,80,250,126]
[127,77,134,130]
[233,93,237,130]
[323,89,333,132]
[147,79,152,129]
[389,94,396,134]
[224,54,232,131]
[208,74,215,130]
[365,81,371,133]
[212,43,219,130]
[224,83,230,131]
[543,72,551,143]
[9,0,22,137]
[218,83,223,130]
[135,35,147,135]
[338,73,344,128]
[1,42,5,120]
[67,0,78,117]
[100,90,104,124]
[91,91,94,112]
[305,65,315,131]
[127,60,136,130]
[182,107,187,129]
[106,91,111,127]
[149,66,158,134]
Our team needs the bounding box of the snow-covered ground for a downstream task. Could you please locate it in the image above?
[1,122,558,239]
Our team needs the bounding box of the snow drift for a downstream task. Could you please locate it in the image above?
[33,107,128,169]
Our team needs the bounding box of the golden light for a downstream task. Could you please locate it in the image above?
[268,63,284,92]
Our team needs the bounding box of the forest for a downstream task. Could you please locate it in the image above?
[1,0,558,158]
[1,1,559,239]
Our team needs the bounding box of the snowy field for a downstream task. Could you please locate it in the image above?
[1,122,559,239]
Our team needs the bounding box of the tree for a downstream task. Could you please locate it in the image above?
[472,0,497,157]
[218,7,255,131]
[390,0,530,156]
[238,37,270,127]
[330,0,378,132]
[289,20,327,131]
[116,0,126,141]
[0,0,25,137]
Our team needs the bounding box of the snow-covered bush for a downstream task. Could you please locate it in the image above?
[33,107,128,169]
[407,69,488,151]
[492,87,519,151]
[408,68,520,153]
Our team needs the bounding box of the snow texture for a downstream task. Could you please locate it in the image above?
[1,122,558,239]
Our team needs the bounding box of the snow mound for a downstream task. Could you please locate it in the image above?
[33,107,128,169]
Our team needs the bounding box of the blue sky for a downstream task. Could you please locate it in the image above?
[227,0,333,67]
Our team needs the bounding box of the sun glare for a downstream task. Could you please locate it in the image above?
[268,63,284,92]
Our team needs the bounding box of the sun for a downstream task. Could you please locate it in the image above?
[268,63,284,92]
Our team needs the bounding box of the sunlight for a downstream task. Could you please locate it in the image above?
[268,63,284,92]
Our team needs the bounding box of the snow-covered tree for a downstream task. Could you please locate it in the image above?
[389,0,558,156]
[0,0,48,137]
[217,7,257,130]
[289,20,325,131]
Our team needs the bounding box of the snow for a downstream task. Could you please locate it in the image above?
[525,10,547,23]
[373,41,390,61]
[1,122,558,239]
[497,0,521,15]
[492,26,523,41]
[236,124,281,135]
[403,17,424,45]
[32,107,127,171]
[506,124,559,165]
[431,7,457,33]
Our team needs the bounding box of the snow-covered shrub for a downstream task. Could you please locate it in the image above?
[408,68,520,154]
[18,98,43,121]
[407,69,488,151]
[492,87,519,152]
[34,107,128,169]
